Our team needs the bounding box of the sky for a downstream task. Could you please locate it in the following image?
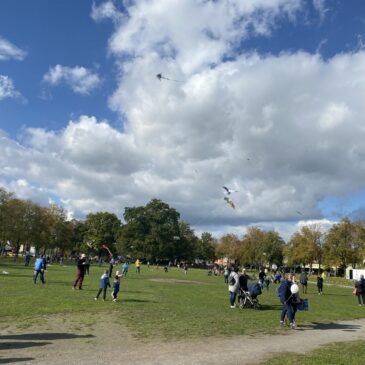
[1,0,365,240]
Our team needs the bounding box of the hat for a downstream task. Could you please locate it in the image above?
[81,253,86,258]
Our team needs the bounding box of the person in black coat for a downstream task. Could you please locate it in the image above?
[355,275,365,306]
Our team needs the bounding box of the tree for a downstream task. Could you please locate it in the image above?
[216,234,241,263]
[323,217,365,270]
[286,225,322,269]
[84,212,122,256]
[117,199,181,260]
[195,232,217,261]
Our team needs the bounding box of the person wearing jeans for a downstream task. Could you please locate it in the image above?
[228,267,240,308]
[94,270,110,301]
[33,255,45,284]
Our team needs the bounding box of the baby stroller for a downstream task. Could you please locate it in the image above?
[238,282,262,310]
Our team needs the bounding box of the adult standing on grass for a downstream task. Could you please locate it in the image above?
[33,254,45,284]
[228,266,240,308]
[278,273,297,329]
[317,274,323,295]
[239,268,251,291]
[354,275,365,306]
[122,261,129,277]
[300,269,308,294]
[72,253,87,290]
[135,259,141,274]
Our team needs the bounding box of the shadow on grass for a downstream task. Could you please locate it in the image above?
[122,298,158,303]
[0,341,51,350]
[258,304,283,311]
[0,333,94,341]
[298,322,361,332]
[0,357,34,363]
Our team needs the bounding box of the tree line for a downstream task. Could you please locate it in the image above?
[1,187,365,270]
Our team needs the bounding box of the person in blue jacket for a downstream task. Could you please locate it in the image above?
[278,274,297,328]
[33,254,45,284]
[94,270,110,301]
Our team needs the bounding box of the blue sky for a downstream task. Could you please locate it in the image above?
[1,0,365,239]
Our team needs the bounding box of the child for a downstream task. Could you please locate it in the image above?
[94,270,110,301]
[317,275,323,295]
[111,271,122,302]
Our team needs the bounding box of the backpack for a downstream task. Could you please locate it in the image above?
[276,281,287,303]
[228,275,236,286]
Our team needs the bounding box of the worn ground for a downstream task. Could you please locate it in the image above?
[1,314,365,365]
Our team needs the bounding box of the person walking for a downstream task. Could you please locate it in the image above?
[72,254,87,290]
[122,261,129,277]
[300,269,308,294]
[317,274,323,295]
[278,274,297,329]
[228,266,240,308]
[94,270,111,301]
[135,259,141,274]
[355,275,365,306]
[33,254,45,284]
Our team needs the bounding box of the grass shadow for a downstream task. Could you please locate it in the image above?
[298,322,361,331]
[0,333,94,341]
[0,341,51,350]
[0,357,34,364]
[122,299,158,303]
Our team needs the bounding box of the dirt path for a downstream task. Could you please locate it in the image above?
[1,317,365,364]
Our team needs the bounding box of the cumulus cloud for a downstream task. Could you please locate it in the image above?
[0,35,26,61]
[2,0,365,238]
[43,65,101,95]
[0,75,20,100]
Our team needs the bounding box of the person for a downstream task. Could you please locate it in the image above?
[299,269,308,294]
[278,274,297,329]
[317,274,323,295]
[238,268,251,291]
[33,254,45,284]
[85,257,90,276]
[94,270,111,301]
[122,261,129,277]
[223,266,230,284]
[183,263,188,275]
[355,275,365,306]
[24,251,31,266]
[72,253,87,290]
[258,268,266,288]
[111,271,122,302]
[228,266,240,308]
[135,259,141,274]
[109,257,115,278]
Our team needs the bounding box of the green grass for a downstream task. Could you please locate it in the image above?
[0,258,364,339]
[261,340,365,365]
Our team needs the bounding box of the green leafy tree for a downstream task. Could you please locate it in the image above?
[195,232,217,261]
[323,217,365,270]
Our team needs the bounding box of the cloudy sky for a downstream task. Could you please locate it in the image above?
[1,0,365,239]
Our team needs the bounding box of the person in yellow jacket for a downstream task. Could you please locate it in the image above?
[135,259,141,274]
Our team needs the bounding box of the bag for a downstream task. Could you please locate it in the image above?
[228,275,236,286]
[276,281,287,303]
[297,298,309,311]
[353,288,357,296]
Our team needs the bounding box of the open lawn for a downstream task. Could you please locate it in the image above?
[0,258,364,340]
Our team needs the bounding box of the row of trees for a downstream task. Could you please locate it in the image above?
[1,186,365,269]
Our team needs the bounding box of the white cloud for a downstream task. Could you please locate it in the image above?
[0,75,20,100]
[43,65,101,95]
[319,102,350,130]
[312,0,329,23]
[0,36,26,61]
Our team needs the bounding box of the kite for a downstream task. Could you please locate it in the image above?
[224,196,235,209]
[296,210,303,216]
[222,186,238,195]
[101,244,113,258]
[156,73,180,82]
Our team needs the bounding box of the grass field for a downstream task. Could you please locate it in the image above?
[261,340,365,365]
[0,258,364,341]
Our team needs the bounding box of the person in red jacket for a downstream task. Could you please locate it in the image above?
[72,254,87,290]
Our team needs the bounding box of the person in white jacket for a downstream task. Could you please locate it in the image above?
[228,266,240,308]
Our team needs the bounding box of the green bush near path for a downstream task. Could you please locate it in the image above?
[261,340,365,365]
[0,258,364,339]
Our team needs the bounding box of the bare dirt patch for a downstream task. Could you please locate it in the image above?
[2,314,365,365]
